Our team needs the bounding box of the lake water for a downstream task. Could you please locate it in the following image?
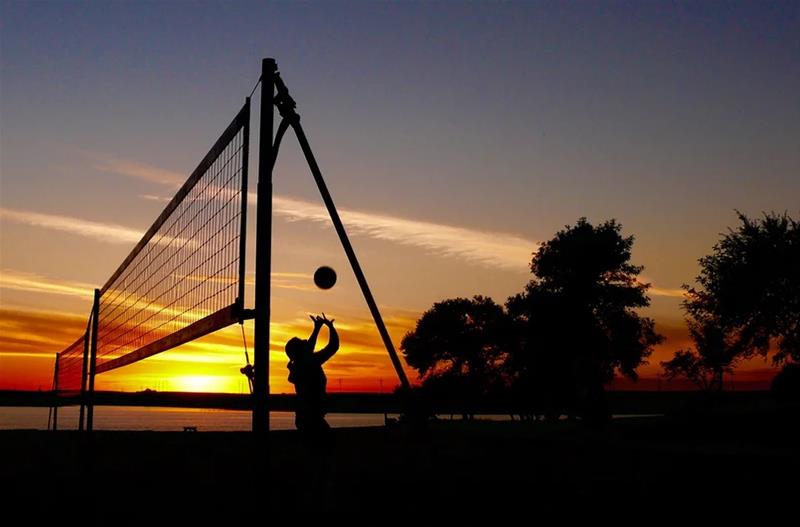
[0,406,395,432]
[0,407,663,431]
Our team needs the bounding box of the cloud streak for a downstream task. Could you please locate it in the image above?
[135,187,692,287]
[1,207,143,244]
[270,195,537,271]
[2,199,687,294]
[79,153,541,270]
[0,307,89,357]
[639,276,686,298]
[0,269,95,300]
[648,286,686,298]
[179,271,316,291]
[92,154,184,186]
[3,198,537,273]
[155,187,537,271]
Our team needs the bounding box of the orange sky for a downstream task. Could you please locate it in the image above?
[0,163,783,392]
[0,301,422,394]
[0,295,779,393]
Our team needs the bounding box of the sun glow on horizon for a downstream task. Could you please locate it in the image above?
[170,375,231,393]
[0,304,415,393]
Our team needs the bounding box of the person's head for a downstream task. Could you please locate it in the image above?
[285,337,310,360]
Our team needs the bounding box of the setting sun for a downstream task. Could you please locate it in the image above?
[171,375,232,393]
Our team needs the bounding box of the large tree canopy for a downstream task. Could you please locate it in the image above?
[685,211,799,363]
[664,212,799,390]
[526,218,661,380]
[401,296,509,381]
[400,296,511,417]
[532,218,646,305]
[512,218,662,419]
[401,219,661,421]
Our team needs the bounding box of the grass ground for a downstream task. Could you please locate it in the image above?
[3,404,798,521]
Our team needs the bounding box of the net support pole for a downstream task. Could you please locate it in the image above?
[288,120,411,391]
[271,70,411,391]
[78,318,90,431]
[237,97,251,310]
[86,288,100,433]
[253,58,276,435]
[51,354,59,431]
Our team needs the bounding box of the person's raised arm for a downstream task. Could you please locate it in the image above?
[314,315,339,364]
[307,315,324,351]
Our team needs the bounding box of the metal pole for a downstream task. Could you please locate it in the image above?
[289,120,411,390]
[51,354,59,431]
[87,288,100,433]
[79,317,91,431]
[237,97,251,310]
[254,58,276,434]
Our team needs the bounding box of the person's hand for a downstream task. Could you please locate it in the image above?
[319,312,335,327]
[310,314,325,328]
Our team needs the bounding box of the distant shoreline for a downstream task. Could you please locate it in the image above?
[0,389,776,416]
[0,390,399,412]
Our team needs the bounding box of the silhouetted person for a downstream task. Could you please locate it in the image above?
[286,313,339,440]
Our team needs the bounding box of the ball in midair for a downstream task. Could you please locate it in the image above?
[313,266,337,290]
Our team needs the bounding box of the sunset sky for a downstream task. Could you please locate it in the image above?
[2,1,798,393]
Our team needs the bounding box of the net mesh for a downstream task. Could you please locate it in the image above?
[56,335,85,394]
[95,104,249,371]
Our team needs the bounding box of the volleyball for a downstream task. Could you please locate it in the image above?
[313,266,337,289]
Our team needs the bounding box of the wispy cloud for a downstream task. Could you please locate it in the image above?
[0,269,95,299]
[3,196,537,272]
[648,286,686,298]
[139,194,170,203]
[1,207,198,250]
[178,271,316,291]
[0,207,143,244]
[92,155,184,186]
[0,307,89,356]
[270,195,537,271]
[1,198,693,296]
[81,153,541,270]
[0,267,313,307]
[639,277,686,298]
[145,180,538,271]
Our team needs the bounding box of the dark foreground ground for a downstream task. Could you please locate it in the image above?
[3,405,799,521]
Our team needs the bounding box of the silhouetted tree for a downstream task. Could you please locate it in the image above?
[400,296,511,418]
[683,211,799,364]
[504,292,540,419]
[511,218,663,423]
[661,315,736,391]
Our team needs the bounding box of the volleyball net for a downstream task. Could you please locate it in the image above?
[53,100,250,395]
[95,101,250,373]
[55,333,87,395]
